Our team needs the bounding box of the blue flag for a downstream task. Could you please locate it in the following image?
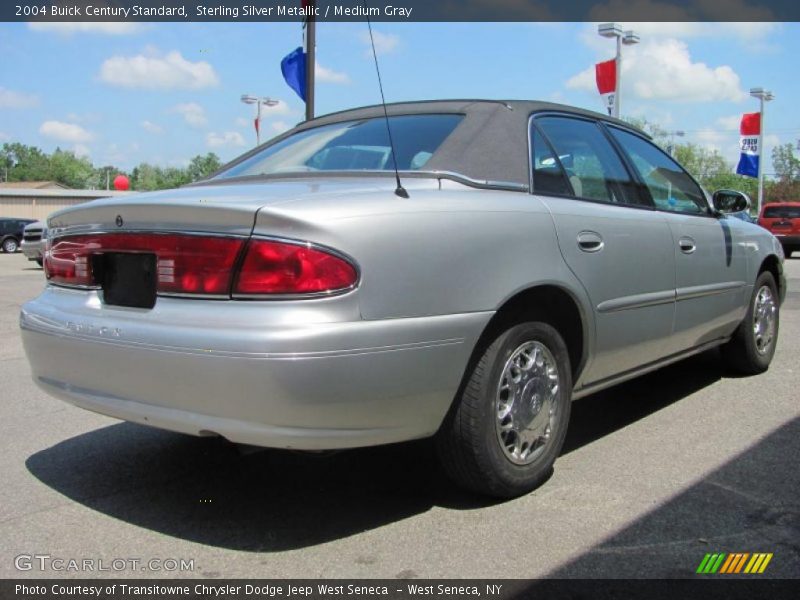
[281,47,306,102]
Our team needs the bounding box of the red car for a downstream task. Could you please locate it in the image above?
[759,202,800,257]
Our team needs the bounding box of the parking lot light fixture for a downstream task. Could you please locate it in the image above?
[241,95,280,146]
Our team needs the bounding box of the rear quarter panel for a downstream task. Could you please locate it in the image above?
[251,183,596,373]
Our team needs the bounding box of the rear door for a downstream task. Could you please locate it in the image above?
[531,115,676,385]
[607,126,749,351]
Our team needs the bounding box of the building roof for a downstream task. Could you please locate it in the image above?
[0,181,70,190]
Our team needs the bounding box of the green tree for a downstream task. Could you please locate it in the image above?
[48,148,95,189]
[771,143,800,181]
[1,142,51,182]
[187,153,222,182]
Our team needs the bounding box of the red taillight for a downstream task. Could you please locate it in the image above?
[234,239,358,296]
[45,233,244,295]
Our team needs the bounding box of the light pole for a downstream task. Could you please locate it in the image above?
[241,94,280,146]
[750,87,774,215]
[666,130,685,157]
[598,23,639,119]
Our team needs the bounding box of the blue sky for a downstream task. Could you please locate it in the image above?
[0,21,797,175]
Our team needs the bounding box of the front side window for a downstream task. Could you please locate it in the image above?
[214,114,463,180]
[535,116,644,206]
[609,127,708,215]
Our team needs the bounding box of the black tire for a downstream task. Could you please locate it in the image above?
[436,321,572,498]
[721,271,779,375]
[36,258,43,267]
[2,237,19,253]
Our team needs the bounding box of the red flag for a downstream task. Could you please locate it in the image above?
[595,59,616,115]
[740,112,760,136]
[254,117,260,138]
[595,59,616,95]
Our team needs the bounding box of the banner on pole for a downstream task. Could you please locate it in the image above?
[736,112,761,178]
[595,59,616,116]
[281,46,307,102]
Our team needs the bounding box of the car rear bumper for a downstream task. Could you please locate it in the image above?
[772,233,800,246]
[20,239,43,260]
[20,286,490,449]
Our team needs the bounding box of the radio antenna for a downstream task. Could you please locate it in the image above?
[363,5,409,198]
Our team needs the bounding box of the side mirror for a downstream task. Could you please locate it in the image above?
[713,189,751,214]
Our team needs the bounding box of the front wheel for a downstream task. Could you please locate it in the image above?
[2,238,19,253]
[721,271,779,374]
[436,321,572,498]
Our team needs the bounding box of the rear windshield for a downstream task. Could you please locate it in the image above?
[214,114,463,180]
[763,205,800,218]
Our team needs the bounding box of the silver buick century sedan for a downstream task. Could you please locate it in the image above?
[21,101,785,497]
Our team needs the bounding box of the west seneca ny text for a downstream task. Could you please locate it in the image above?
[40,3,414,19]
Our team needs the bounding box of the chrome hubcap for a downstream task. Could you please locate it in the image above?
[753,285,777,355]
[495,341,560,465]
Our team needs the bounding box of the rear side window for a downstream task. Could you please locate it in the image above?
[534,116,644,206]
[215,114,464,179]
[763,205,800,218]
[609,127,708,215]
[531,127,572,196]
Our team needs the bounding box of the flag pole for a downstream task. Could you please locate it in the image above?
[757,95,765,215]
[749,87,774,216]
[305,0,316,121]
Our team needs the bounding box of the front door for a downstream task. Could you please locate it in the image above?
[531,115,676,386]
[607,126,749,351]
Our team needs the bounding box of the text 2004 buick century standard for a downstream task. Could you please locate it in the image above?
[20,101,785,497]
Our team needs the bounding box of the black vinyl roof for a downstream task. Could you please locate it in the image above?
[217,100,645,189]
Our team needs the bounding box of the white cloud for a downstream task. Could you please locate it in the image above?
[716,115,742,131]
[359,30,400,56]
[99,49,219,90]
[29,22,144,35]
[39,121,93,143]
[316,63,350,84]
[206,131,246,149]
[0,87,39,109]
[173,103,207,128]
[141,120,163,134]
[567,39,745,103]
[271,121,291,134]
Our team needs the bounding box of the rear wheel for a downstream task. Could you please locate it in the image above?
[436,321,572,498]
[2,237,18,253]
[721,271,779,374]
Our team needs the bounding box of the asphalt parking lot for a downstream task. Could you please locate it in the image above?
[1,251,798,580]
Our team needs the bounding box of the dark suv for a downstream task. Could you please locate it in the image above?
[1,218,37,254]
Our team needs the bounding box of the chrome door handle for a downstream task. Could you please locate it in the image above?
[679,237,696,254]
[577,231,604,253]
